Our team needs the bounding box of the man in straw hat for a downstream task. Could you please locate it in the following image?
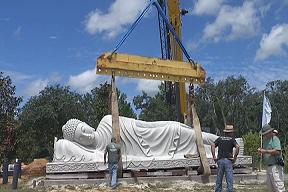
[258,124,285,192]
[211,125,240,192]
[273,129,279,136]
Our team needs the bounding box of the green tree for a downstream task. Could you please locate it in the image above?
[216,76,254,135]
[0,72,22,161]
[266,80,288,145]
[195,76,259,136]
[16,85,84,162]
[194,77,219,134]
[82,82,136,128]
[133,83,176,121]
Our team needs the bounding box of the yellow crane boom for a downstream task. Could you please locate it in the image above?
[167,0,187,118]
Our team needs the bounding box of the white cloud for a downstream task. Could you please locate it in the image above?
[13,26,22,38]
[192,0,225,16]
[84,0,147,38]
[203,1,260,42]
[245,63,288,89]
[255,24,288,61]
[68,68,108,93]
[23,79,48,97]
[205,60,288,90]
[49,72,62,83]
[49,36,57,39]
[136,79,161,96]
[0,18,10,22]
[259,3,272,18]
[2,70,32,82]
[186,40,200,51]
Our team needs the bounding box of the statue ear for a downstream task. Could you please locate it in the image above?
[62,125,65,132]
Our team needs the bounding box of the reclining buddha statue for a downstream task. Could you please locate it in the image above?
[53,115,242,163]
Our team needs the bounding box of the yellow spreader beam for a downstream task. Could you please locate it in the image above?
[96,52,206,83]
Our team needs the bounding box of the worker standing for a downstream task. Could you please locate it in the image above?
[211,125,240,192]
[104,137,121,189]
[258,124,285,192]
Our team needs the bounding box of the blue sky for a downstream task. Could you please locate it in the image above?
[1,0,288,106]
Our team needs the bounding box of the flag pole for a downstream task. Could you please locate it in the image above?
[260,91,272,172]
[260,127,263,171]
[259,91,264,171]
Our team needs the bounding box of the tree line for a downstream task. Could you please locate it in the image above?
[1,71,287,163]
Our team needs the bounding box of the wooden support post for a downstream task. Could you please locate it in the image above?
[111,73,123,177]
[188,84,211,176]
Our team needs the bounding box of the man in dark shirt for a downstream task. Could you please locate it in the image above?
[104,137,121,189]
[211,125,240,192]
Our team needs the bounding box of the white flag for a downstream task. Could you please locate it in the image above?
[262,94,272,127]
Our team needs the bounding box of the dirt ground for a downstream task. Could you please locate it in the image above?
[39,181,276,192]
[1,180,287,192]
[1,159,287,192]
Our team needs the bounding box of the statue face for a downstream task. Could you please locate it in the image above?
[74,122,95,146]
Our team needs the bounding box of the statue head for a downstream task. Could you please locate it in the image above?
[62,119,95,146]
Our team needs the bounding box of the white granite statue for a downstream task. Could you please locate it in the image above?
[53,115,229,163]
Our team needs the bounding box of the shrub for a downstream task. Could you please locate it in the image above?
[283,145,288,173]
[242,132,261,169]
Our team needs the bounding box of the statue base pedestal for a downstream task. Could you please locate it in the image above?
[42,171,267,188]
[46,156,252,173]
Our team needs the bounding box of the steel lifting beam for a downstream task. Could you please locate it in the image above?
[96,52,206,83]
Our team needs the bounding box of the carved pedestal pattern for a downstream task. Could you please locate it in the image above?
[46,156,252,173]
